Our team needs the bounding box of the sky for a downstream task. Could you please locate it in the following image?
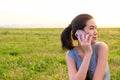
[0,0,120,28]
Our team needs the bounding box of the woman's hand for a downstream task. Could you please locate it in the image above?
[76,30,92,54]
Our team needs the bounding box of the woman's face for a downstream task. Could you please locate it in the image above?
[84,19,98,44]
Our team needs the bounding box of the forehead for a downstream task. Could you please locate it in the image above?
[86,19,96,27]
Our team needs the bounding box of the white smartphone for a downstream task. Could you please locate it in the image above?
[75,30,84,38]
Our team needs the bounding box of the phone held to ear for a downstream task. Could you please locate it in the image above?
[75,30,84,38]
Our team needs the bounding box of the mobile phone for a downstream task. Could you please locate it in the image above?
[75,30,84,38]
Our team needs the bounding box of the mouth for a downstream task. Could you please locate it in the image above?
[92,37,97,40]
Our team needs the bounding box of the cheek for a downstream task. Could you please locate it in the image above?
[89,31,94,35]
[86,31,93,36]
[84,28,94,36]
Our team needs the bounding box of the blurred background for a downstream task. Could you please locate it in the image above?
[0,0,120,80]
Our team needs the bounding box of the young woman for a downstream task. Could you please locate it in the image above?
[61,14,110,80]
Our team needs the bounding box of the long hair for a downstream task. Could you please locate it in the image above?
[61,14,93,50]
[61,24,74,50]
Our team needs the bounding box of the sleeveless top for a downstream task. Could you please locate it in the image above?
[67,42,110,80]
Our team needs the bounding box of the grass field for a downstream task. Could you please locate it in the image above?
[0,28,120,80]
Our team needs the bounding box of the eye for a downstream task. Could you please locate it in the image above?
[89,27,94,30]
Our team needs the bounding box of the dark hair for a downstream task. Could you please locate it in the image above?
[61,14,93,50]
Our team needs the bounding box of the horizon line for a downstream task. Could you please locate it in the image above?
[0,24,120,28]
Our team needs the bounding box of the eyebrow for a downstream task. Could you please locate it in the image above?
[90,25,97,28]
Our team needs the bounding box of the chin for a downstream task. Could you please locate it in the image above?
[91,38,97,44]
[91,40,96,45]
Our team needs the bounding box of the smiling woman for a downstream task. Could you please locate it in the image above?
[61,14,110,80]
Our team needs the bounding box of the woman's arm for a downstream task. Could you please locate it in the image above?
[66,30,93,80]
[93,42,109,80]
[66,52,92,80]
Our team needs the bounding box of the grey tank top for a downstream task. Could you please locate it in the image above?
[67,42,110,80]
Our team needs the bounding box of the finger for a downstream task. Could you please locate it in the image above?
[78,33,82,42]
[81,32,85,42]
[85,34,89,42]
[88,36,92,43]
[77,35,82,44]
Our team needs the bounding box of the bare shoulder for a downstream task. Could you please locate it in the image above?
[65,51,76,68]
[97,42,109,56]
[98,42,109,51]
[65,52,74,63]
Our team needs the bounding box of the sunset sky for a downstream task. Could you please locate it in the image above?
[0,0,120,27]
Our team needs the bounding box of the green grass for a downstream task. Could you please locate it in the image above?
[0,28,120,80]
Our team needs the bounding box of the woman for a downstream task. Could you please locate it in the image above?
[61,14,110,80]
